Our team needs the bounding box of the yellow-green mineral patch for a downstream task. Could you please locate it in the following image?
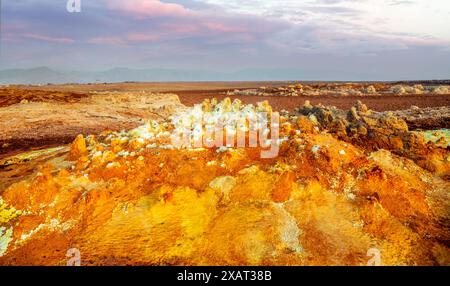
[0,146,67,167]
[0,226,13,257]
[420,129,450,148]
[0,197,22,224]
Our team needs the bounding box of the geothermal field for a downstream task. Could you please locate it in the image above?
[0,81,449,266]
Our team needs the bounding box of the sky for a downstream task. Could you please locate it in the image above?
[1,0,450,80]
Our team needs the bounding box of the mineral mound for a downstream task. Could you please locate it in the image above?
[0,98,449,266]
[0,90,184,155]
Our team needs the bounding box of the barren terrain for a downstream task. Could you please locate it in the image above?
[0,82,449,266]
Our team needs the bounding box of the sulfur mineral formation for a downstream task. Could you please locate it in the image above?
[0,98,449,266]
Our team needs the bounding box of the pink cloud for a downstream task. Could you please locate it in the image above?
[106,0,193,18]
[202,22,246,33]
[157,21,247,37]
[24,33,74,44]
[88,36,127,47]
[3,23,27,31]
[127,33,160,42]
[159,23,200,34]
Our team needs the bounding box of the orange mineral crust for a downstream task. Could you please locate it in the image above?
[0,98,449,266]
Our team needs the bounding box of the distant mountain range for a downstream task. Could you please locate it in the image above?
[0,67,310,84]
[0,67,382,84]
[1,67,448,84]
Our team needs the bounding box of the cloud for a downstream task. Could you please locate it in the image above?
[199,0,450,49]
[106,0,194,18]
[159,23,200,34]
[388,0,415,6]
[201,22,246,33]
[88,36,127,47]
[126,33,160,42]
[24,33,74,44]
[2,0,450,80]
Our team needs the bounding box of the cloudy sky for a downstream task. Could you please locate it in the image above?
[1,0,450,80]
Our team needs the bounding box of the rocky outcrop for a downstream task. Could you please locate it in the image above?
[391,106,450,130]
[227,83,450,97]
[296,101,450,177]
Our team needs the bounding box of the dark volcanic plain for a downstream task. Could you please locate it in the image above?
[3,81,450,111]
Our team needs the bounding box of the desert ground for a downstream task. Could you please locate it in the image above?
[0,81,449,265]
